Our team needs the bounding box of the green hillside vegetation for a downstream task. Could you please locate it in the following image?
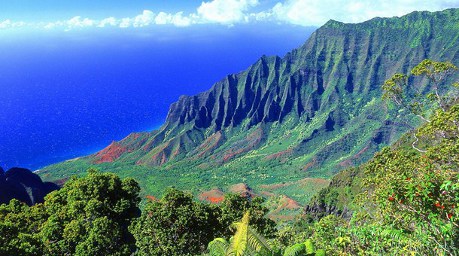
[38,9,459,208]
[297,60,459,254]
[294,106,459,254]
[2,60,459,254]
[1,101,458,254]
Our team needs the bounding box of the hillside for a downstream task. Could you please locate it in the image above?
[39,9,459,203]
[298,98,459,254]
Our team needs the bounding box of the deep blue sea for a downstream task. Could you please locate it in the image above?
[0,24,314,170]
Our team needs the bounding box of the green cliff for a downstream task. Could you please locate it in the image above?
[40,9,459,204]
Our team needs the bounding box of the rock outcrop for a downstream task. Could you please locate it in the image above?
[0,167,59,205]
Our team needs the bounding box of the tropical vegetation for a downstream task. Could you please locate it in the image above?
[2,59,459,253]
[3,7,459,255]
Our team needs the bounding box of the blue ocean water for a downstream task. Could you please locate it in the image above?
[0,24,314,170]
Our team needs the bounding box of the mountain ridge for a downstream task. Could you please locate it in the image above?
[39,8,459,204]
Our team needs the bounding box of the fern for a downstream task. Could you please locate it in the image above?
[283,243,305,256]
[247,227,272,255]
[315,249,326,256]
[228,212,250,256]
[208,238,229,256]
[283,240,326,256]
[304,239,315,254]
[207,211,274,256]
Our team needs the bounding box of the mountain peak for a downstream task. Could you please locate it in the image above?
[323,19,344,28]
[41,8,459,204]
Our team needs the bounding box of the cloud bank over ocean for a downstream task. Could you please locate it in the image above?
[1,0,457,31]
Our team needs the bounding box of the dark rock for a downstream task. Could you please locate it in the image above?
[0,167,59,206]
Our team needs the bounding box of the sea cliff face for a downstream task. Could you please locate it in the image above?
[40,9,459,203]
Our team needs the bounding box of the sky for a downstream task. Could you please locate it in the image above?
[1,0,458,31]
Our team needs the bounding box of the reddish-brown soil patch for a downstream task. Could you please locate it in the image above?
[296,177,329,186]
[127,133,142,140]
[223,148,246,162]
[259,191,276,197]
[339,145,370,167]
[229,183,255,198]
[93,141,127,164]
[146,195,158,201]
[149,142,172,166]
[267,195,302,222]
[264,148,293,161]
[199,188,225,204]
[278,195,301,210]
[302,158,317,171]
[194,131,224,158]
[284,196,301,209]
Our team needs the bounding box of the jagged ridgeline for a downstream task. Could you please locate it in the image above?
[40,9,459,203]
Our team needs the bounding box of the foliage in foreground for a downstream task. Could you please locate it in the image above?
[0,170,141,256]
[130,189,276,256]
[206,211,325,256]
[0,170,275,256]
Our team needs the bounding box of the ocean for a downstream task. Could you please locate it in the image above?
[0,24,314,170]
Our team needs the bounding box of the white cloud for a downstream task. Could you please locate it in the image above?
[270,0,458,26]
[98,17,117,27]
[154,12,171,25]
[170,12,194,27]
[154,12,194,27]
[1,1,458,31]
[67,16,95,28]
[119,18,131,28]
[197,0,259,24]
[133,10,155,27]
[0,19,13,29]
[0,19,27,29]
[250,11,273,21]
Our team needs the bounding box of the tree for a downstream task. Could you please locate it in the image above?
[40,169,140,256]
[130,188,221,256]
[219,194,277,239]
[352,105,459,254]
[382,59,458,122]
[131,190,277,256]
[207,211,274,256]
[411,59,459,112]
[0,199,47,256]
[382,59,459,152]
